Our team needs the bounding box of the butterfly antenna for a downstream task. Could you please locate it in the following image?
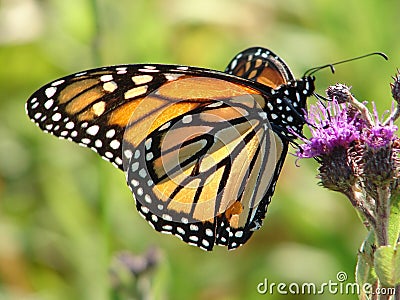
[304,64,336,77]
[313,92,331,102]
[303,52,388,77]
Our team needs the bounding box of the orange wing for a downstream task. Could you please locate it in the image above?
[26,47,315,250]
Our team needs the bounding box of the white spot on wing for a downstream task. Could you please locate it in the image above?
[124,149,133,159]
[116,67,128,74]
[65,121,75,129]
[207,101,223,108]
[95,140,103,148]
[92,101,106,116]
[87,125,100,136]
[162,214,172,221]
[75,71,87,77]
[139,66,159,73]
[158,121,171,131]
[44,99,54,110]
[235,231,243,238]
[51,79,65,86]
[115,157,122,165]
[138,168,147,178]
[205,228,213,237]
[110,139,120,150]
[131,162,139,172]
[202,239,210,247]
[141,206,149,214]
[146,152,153,161]
[145,138,152,150]
[130,178,139,187]
[131,75,153,85]
[52,113,62,122]
[182,115,192,124]
[103,81,118,93]
[45,87,57,98]
[164,73,184,81]
[106,129,116,138]
[144,194,152,203]
[124,85,148,99]
[162,225,173,231]
[175,66,189,71]
[81,138,91,144]
[100,74,113,82]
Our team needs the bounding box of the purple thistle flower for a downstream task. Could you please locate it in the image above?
[364,124,397,149]
[295,100,361,158]
[362,103,398,149]
[294,87,400,196]
[296,98,398,159]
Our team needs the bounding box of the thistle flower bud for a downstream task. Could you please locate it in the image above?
[391,70,400,103]
[318,146,357,193]
[326,83,352,103]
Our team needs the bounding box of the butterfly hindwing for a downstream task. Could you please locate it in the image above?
[125,87,285,250]
[225,47,294,88]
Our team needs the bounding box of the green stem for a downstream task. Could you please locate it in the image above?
[346,186,376,230]
[375,187,394,300]
[375,187,391,247]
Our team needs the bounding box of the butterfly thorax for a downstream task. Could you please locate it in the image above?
[264,76,315,140]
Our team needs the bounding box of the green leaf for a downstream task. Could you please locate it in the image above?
[356,230,377,289]
[374,244,400,287]
[388,193,400,246]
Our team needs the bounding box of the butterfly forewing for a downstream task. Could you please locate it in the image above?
[25,47,316,250]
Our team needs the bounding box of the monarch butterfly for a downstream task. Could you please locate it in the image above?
[26,47,315,250]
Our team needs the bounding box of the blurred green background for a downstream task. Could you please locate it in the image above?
[1,0,399,299]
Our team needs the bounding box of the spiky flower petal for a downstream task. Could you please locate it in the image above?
[295,101,360,159]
